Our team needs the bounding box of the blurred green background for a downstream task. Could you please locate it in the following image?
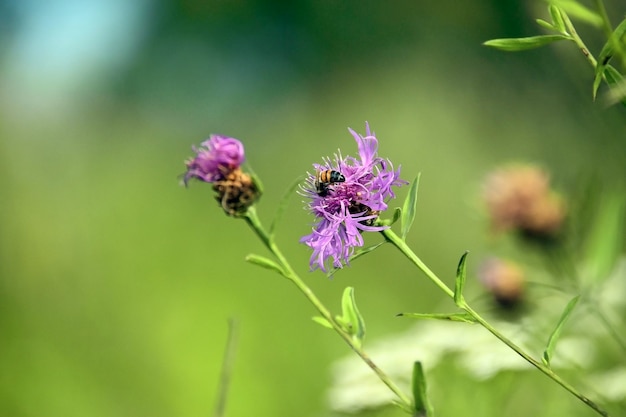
[1,1,625,416]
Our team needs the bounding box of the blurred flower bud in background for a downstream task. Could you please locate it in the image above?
[482,164,567,243]
[478,257,525,309]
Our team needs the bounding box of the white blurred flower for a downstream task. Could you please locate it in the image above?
[326,258,625,413]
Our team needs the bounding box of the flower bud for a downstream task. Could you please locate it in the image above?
[183,135,260,217]
[478,257,525,309]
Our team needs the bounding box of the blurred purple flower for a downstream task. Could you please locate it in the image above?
[300,123,406,272]
[183,135,245,185]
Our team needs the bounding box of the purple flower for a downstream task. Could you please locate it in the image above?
[300,123,407,272]
[183,135,245,185]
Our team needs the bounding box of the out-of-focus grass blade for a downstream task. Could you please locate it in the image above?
[542,295,580,367]
[397,312,477,323]
[412,362,434,417]
[483,35,569,51]
[214,318,239,417]
[454,251,469,306]
[401,174,421,239]
[583,192,626,283]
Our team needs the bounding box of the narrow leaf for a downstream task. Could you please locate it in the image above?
[454,251,469,307]
[593,18,626,99]
[326,241,386,276]
[483,35,569,51]
[549,5,566,33]
[312,316,333,329]
[543,295,580,367]
[548,0,603,27]
[269,175,305,236]
[401,174,421,239]
[412,362,433,417]
[536,19,556,32]
[341,287,366,346]
[391,206,402,225]
[605,65,624,85]
[583,193,626,283]
[245,254,284,275]
[398,312,477,323]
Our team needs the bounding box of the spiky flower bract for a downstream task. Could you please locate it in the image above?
[300,123,406,272]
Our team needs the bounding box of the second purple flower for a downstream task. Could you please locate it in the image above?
[300,123,407,272]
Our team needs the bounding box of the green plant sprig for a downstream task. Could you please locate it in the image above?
[378,228,608,417]
[242,206,414,413]
[484,3,626,105]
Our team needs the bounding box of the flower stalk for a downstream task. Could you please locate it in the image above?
[244,207,413,412]
[380,227,609,417]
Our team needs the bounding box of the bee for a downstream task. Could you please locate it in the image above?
[315,169,345,196]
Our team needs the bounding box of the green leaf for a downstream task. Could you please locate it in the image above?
[326,241,386,276]
[401,174,421,239]
[593,18,626,100]
[340,287,366,347]
[583,192,626,283]
[605,71,626,107]
[454,251,469,307]
[312,316,333,329]
[397,312,477,323]
[549,5,566,33]
[269,175,305,236]
[483,35,570,51]
[245,254,284,275]
[349,241,386,262]
[377,207,401,227]
[543,295,580,367]
[411,362,434,417]
[548,0,602,27]
[605,65,624,85]
[536,19,556,32]
[391,206,402,225]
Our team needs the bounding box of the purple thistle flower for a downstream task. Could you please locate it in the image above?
[300,123,407,272]
[183,135,245,185]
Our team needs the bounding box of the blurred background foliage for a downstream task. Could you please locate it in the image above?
[0,0,624,416]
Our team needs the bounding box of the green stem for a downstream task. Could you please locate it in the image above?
[380,227,609,417]
[561,9,598,68]
[243,207,413,412]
